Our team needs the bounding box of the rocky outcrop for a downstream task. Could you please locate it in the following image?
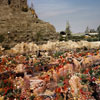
[0,45,4,55]
[39,40,100,51]
[8,42,39,54]
[5,41,100,55]
[0,1,58,49]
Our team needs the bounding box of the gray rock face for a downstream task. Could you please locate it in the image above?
[0,0,58,49]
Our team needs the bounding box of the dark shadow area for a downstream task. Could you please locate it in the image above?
[8,0,11,5]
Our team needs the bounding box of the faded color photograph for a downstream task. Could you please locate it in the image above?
[0,0,100,100]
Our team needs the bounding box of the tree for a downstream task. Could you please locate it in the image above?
[97,25,100,33]
[65,22,72,40]
[97,25,100,40]
[30,1,34,9]
[8,0,11,5]
[59,31,68,41]
[85,26,90,34]
[90,29,96,33]
[35,31,42,42]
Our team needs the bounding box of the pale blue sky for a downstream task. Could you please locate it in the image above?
[27,0,100,33]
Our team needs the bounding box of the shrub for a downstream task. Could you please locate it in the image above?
[22,6,28,12]
[0,35,4,43]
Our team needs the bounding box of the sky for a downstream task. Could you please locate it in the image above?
[27,0,100,33]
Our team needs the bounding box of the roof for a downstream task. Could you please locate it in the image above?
[88,33,98,35]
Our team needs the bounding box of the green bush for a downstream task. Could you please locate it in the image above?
[3,45,10,50]
[54,51,64,58]
[30,95,35,100]
[93,38,99,41]
[87,38,98,42]
[87,38,92,42]
[71,36,85,41]
[59,36,67,41]
[22,6,28,12]
[0,35,4,43]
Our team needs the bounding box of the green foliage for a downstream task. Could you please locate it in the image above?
[13,89,21,94]
[89,69,94,76]
[30,95,35,100]
[71,35,85,41]
[85,26,89,34]
[0,80,4,88]
[59,34,68,41]
[97,25,100,40]
[71,34,99,42]
[21,6,28,12]
[34,62,41,67]
[59,76,65,81]
[0,91,5,96]
[81,74,88,85]
[95,70,100,78]
[6,91,13,97]
[80,68,86,73]
[65,22,72,40]
[90,29,96,33]
[0,80,13,88]
[97,25,100,33]
[57,76,65,86]
[3,45,10,50]
[57,82,64,87]
[35,31,43,42]
[0,34,5,43]
[54,51,64,58]
[66,72,71,79]
[87,37,99,42]
[81,74,87,80]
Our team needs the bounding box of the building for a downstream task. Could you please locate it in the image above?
[84,33,98,37]
[88,33,98,36]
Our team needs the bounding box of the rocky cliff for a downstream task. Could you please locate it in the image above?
[0,1,58,49]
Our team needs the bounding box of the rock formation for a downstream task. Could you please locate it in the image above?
[0,0,58,49]
[0,0,27,9]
